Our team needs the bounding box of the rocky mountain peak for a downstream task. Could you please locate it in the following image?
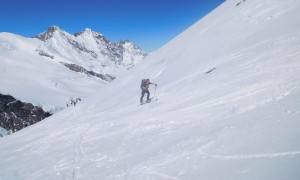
[84,28,92,32]
[34,25,64,42]
[34,25,148,76]
[48,25,61,32]
[74,28,91,36]
[120,40,132,44]
[74,28,105,40]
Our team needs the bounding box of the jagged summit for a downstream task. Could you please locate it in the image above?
[34,25,64,42]
[48,25,61,31]
[35,26,106,42]
[75,28,94,35]
[34,26,148,72]
[74,28,105,40]
[120,40,131,44]
[84,28,92,32]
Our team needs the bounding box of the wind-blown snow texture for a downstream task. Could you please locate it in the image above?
[1,0,300,179]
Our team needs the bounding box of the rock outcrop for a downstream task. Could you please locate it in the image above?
[0,94,52,133]
[61,63,115,82]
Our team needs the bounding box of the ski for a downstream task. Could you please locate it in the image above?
[139,98,158,106]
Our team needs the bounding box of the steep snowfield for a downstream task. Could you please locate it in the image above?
[1,0,300,179]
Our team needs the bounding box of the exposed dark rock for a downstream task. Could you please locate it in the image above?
[0,94,15,112]
[205,67,216,74]
[236,0,246,7]
[34,25,61,42]
[0,101,7,112]
[61,62,116,82]
[66,38,98,58]
[0,94,16,104]
[0,93,52,133]
[36,50,54,59]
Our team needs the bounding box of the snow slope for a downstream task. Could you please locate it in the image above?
[1,0,300,179]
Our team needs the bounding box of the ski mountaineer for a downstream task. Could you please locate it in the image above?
[140,79,157,105]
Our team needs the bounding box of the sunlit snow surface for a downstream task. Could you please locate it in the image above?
[1,0,300,179]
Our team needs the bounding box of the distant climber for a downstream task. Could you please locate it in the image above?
[140,79,157,105]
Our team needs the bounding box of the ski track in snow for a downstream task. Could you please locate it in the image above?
[148,171,182,180]
[202,151,300,160]
[71,124,91,180]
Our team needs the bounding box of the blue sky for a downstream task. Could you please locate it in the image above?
[0,0,225,52]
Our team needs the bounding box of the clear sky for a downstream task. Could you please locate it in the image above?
[0,0,225,52]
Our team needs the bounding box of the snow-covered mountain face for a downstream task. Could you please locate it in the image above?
[0,26,147,113]
[1,0,300,179]
[35,26,147,75]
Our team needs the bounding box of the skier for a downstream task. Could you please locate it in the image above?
[140,79,157,105]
